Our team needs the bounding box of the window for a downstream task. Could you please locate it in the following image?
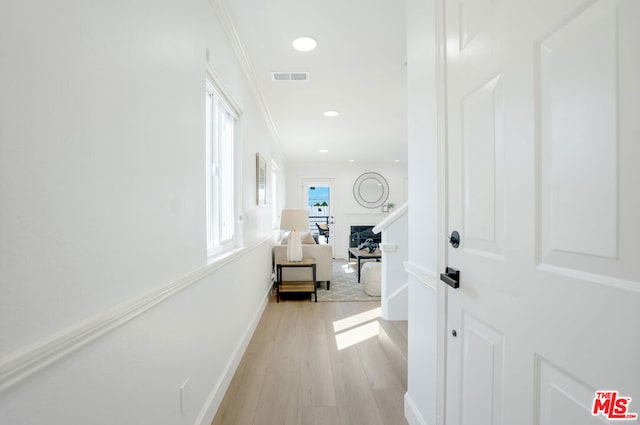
[206,77,240,257]
[271,161,279,229]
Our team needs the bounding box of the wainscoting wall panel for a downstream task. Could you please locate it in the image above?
[0,238,274,425]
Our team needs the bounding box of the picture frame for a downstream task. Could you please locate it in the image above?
[256,153,267,205]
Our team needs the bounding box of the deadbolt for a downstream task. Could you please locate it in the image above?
[452,330,457,337]
[449,230,460,248]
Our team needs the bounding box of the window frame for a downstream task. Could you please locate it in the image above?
[205,70,243,260]
[271,160,280,229]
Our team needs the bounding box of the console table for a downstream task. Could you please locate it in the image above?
[348,247,382,283]
[275,258,317,302]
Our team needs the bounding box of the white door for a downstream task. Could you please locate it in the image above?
[302,179,335,256]
[442,0,640,423]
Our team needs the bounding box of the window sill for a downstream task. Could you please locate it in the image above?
[206,231,279,267]
[207,244,243,266]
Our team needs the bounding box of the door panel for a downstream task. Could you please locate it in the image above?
[460,313,504,425]
[443,0,640,423]
[458,0,497,52]
[538,0,639,287]
[462,75,505,258]
[539,1,618,259]
[537,357,609,425]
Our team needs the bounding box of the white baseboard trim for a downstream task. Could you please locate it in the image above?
[195,287,270,425]
[405,392,430,425]
[0,232,277,394]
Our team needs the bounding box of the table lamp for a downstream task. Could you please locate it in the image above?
[280,209,309,262]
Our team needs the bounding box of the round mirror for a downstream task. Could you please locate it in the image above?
[360,178,384,203]
[353,172,389,208]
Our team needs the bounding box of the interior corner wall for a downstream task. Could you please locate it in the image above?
[284,162,408,259]
[405,0,440,423]
[0,1,282,424]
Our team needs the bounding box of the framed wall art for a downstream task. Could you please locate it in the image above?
[256,153,267,205]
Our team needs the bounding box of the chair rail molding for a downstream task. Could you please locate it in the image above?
[0,232,277,394]
[404,261,438,291]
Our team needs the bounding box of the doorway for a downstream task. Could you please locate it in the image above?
[302,179,335,257]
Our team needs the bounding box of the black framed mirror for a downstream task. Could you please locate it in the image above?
[353,172,389,208]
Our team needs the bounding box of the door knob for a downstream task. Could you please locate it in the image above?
[440,267,460,289]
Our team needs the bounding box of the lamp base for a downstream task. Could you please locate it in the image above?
[286,230,303,262]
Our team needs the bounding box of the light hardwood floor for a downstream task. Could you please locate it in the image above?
[212,297,408,425]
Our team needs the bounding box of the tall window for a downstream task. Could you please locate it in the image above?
[206,78,239,257]
[271,161,279,229]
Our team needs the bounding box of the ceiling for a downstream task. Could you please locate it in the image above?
[220,0,407,164]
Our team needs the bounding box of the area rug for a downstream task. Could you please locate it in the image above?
[316,259,381,302]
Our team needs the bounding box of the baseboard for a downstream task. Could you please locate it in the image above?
[194,286,270,425]
[404,392,430,425]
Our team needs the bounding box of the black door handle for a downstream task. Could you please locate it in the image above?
[440,267,460,289]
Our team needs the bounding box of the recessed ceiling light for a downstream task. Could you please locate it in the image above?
[394,159,401,162]
[318,149,329,153]
[293,36,317,52]
[348,159,355,162]
[323,110,339,117]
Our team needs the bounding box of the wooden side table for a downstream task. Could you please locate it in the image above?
[276,257,317,302]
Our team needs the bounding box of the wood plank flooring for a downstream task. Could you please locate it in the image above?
[212,297,408,425]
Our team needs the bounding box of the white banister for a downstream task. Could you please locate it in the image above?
[372,202,408,320]
[373,202,408,234]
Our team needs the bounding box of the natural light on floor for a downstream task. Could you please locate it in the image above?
[333,307,381,350]
[341,262,357,275]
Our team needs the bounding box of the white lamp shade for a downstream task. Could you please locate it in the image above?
[280,209,309,231]
[280,209,308,262]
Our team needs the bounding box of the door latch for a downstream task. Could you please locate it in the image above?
[440,267,460,289]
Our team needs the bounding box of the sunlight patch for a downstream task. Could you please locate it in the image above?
[332,307,381,333]
[341,262,357,274]
[335,321,380,350]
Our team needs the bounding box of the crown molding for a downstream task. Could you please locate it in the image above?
[209,0,286,160]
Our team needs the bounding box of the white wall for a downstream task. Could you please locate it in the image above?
[285,162,407,259]
[0,1,283,424]
[379,211,409,321]
[405,0,441,424]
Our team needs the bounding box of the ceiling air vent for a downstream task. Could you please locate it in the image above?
[271,71,309,82]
